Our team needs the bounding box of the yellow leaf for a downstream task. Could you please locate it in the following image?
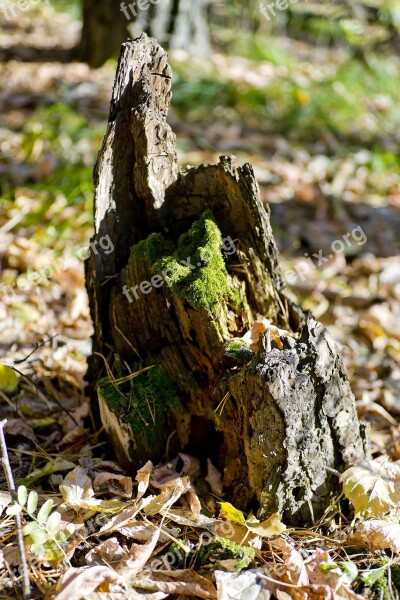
[219,502,246,526]
[246,512,286,537]
[0,365,19,393]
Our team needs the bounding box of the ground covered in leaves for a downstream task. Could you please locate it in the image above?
[0,2,400,599]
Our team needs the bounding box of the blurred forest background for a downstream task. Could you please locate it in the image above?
[1,0,399,426]
[0,1,400,597]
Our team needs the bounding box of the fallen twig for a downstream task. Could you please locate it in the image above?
[0,419,31,599]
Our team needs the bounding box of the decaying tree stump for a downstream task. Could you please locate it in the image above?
[85,34,368,525]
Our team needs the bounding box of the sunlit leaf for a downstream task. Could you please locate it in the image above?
[219,502,246,526]
[0,365,19,393]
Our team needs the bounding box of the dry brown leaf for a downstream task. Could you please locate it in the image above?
[186,485,202,517]
[136,460,153,500]
[93,472,133,499]
[144,476,191,516]
[347,519,400,553]
[54,566,120,599]
[85,537,125,566]
[271,538,308,599]
[130,569,217,599]
[4,418,36,443]
[115,529,160,579]
[57,426,87,450]
[205,458,223,496]
[151,464,181,489]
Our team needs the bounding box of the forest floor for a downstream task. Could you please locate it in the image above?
[0,2,400,599]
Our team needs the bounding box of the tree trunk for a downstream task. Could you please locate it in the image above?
[85,34,368,525]
[77,0,210,68]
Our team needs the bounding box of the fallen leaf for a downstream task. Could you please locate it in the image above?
[93,472,133,499]
[341,459,400,516]
[205,458,223,496]
[85,538,125,566]
[0,365,19,392]
[4,418,36,443]
[129,569,217,599]
[54,566,119,599]
[215,568,273,599]
[116,530,160,579]
[136,461,153,500]
[347,519,400,553]
[179,453,201,478]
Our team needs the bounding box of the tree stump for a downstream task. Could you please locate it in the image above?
[85,34,368,525]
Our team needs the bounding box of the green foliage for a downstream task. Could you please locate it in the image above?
[6,485,74,563]
[195,536,255,571]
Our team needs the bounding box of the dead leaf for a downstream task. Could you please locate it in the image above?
[93,472,133,499]
[85,538,125,566]
[341,459,400,516]
[130,569,217,599]
[5,418,36,443]
[57,426,87,450]
[347,519,400,553]
[136,460,153,500]
[116,530,160,579]
[205,458,223,496]
[215,569,273,599]
[54,566,120,599]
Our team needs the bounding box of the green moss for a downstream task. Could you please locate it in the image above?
[224,339,254,364]
[128,233,174,266]
[392,567,400,593]
[371,575,390,600]
[155,211,241,316]
[195,536,255,571]
[98,365,183,457]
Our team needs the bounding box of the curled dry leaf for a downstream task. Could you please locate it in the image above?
[93,472,133,499]
[341,459,400,516]
[186,485,202,517]
[60,466,124,513]
[129,569,217,599]
[347,519,400,553]
[54,566,120,600]
[136,460,153,500]
[205,458,223,496]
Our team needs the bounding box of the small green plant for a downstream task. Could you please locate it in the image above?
[6,485,74,563]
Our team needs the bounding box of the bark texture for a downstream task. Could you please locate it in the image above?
[86,34,368,525]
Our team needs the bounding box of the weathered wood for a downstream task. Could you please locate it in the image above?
[86,34,367,525]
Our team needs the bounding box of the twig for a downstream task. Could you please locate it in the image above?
[13,334,58,365]
[0,420,31,600]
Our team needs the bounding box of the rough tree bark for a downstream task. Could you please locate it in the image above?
[77,0,210,68]
[85,34,368,525]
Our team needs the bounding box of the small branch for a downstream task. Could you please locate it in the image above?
[0,420,31,599]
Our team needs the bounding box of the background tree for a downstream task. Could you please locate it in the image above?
[77,0,210,68]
